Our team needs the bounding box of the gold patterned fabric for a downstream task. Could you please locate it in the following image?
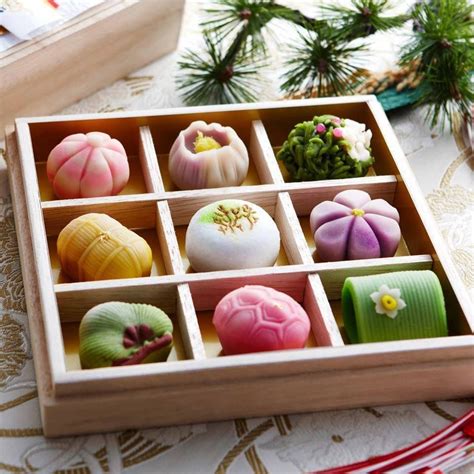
[0,1,473,472]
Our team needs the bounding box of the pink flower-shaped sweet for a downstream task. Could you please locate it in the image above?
[310,189,401,261]
[168,120,249,190]
[47,132,129,199]
[213,285,311,355]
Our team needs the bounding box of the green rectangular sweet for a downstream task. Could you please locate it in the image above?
[342,270,448,343]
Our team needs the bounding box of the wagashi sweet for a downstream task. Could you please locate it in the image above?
[168,120,249,189]
[57,213,152,281]
[47,132,129,199]
[213,285,311,355]
[185,199,280,272]
[310,189,401,261]
[79,302,173,368]
[341,270,447,343]
[277,115,374,181]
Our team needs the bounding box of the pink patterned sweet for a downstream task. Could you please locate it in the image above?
[47,132,130,199]
[213,285,311,355]
[310,189,401,261]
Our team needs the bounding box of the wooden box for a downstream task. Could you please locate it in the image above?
[5,97,474,437]
[0,0,185,130]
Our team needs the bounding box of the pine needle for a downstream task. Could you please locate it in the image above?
[322,0,407,39]
[280,25,366,97]
[401,0,473,129]
[176,31,263,105]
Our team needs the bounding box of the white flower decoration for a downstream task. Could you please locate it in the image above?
[370,284,406,319]
[342,119,373,162]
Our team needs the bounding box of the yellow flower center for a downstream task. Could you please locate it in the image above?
[352,208,365,217]
[194,131,222,153]
[381,294,398,311]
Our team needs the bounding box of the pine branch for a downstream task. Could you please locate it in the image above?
[201,0,320,55]
[178,0,287,105]
[176,0,472,131]
[322,0,408,40]
[179,0,400,105]
[280,25,366,98]
[401,0,473,129]
[265,4,323,30]
[176,31,262,105]
[202,0,274,55]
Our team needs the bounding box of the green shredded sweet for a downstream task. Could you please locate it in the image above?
[276,115,375,181]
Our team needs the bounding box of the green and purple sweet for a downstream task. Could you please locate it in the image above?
[79,302,173,369]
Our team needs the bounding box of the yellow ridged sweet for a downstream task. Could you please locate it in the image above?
[57,213,152,282]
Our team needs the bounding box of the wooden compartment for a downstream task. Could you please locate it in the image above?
[31,122,158,201]
[189,273,327,358]
[152,120,278,191]
[5,97,473,437]
[57,283,197,370]
[166,188,297,273]
[43,199,170,284]
[318,260,471,346]
[260,99,401,179]
[286,176,428,263]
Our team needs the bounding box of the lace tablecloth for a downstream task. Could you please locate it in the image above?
[0,1,473,472]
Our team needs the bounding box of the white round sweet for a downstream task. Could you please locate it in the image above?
[185,199,281,272]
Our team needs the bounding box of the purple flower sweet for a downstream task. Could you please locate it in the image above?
[309,189,401,261]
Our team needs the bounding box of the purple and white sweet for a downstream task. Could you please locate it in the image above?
[310,189,401,261]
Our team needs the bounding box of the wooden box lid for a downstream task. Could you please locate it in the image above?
[0,0,185,130]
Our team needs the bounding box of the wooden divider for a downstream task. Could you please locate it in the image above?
[304,274,344,347]
[156,200,184,274]
[275,192,313,264]
[139,125,165,193]
[177,284,206,360]
[249,120,284,184]
[42,194,158,236]
[285,175,397,215]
